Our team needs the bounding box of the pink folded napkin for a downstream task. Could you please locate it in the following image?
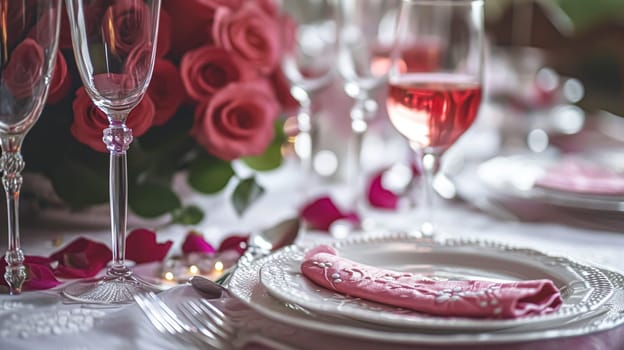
[535,158,624,195]
[301,246,562,319]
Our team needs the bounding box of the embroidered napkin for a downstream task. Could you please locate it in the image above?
[535,158,624,195]
[300,246,562,319]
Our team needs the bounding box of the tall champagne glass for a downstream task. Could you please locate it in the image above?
[387,0,484,237]
[337,0,400,204]
[280,0,338,177]
[63,0,161,304]
[0,0,61,294]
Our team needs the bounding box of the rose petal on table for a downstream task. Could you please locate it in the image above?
[182,231,216,255]
[367,169,399,210]
[218,235,249,256]
[0,255,61,290]
[300,196,360,232]
[50,237,112,278]
[126,229,173,264]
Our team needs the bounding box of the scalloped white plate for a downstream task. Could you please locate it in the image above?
[256,233,612,331]
[229,245,624,346]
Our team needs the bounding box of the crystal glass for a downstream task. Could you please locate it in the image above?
[0,0,62,294]
[337,0,400,204]
[280,0,338,176]
[387,0,484,237]
[63,0,161,304]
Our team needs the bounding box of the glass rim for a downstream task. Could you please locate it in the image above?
[401,0,483,5]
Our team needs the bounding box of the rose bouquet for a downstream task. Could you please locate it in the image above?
[22,0,297,223]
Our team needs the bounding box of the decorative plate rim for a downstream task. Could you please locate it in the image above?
[257,232,613,330]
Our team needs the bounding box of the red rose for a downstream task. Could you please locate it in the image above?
[156,9,172,58]
[180,46,254,102]
[213,2,281,75]
[71,87,155,152]
[270,68,299,113]
[28,8,61,49]
[47,52,72,104]
[124,43,157,92]
[192,81,279,161]
[163,0,242,57]
[4,38,45,99]
[102,0,150,57]
[147,59,185,125]
[5,1,31,48]
[59,7,73,49]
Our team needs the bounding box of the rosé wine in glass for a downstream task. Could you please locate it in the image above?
[387,73,482,153]
[386,0,484,237]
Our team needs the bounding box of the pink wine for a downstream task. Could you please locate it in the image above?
[387,73,482,151]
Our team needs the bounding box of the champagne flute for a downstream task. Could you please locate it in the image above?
[63,0,161,304]
[337,0,400,205]
[280,0,338,178]
[0,0,61,294]
[387,0,484,237]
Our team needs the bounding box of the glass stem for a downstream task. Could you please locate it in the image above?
[1,135,26,294]
[103,119,133,278]
[296,101,313,177]
[418,149,441,238]
[348,96,376,207]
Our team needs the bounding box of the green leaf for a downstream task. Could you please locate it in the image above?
[242,120,286,171]
[242,142,283,171]
[557,0,624,31]
[188,153,235,194]
[231,176,265,216]
[129,181,182,218]
[171,205,204,225]
[51,157,109,209]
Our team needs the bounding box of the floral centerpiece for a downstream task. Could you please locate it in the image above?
[23,0,297,224]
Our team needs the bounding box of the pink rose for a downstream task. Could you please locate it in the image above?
[71,86,155,152]
[4,38,44,99]
[147,59,185,125]
[213,1,281,74]
[47,51,72,104]
[192,81,279,161]
[180,46,254,102]
[163,0,242,57]
[102,0,150,57]
[270,68,299,113]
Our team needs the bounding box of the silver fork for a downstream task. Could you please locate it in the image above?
[180,299,298,350]
[134,292,222,349]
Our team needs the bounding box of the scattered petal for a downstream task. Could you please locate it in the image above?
[300,196,360,232]
[0,256,61,291]
[367,169,399,210]
[126,229,173,264]
[218,235,249,256]
[182,231,216,255]
[50,237,112,278]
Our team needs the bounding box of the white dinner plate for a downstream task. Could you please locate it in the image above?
[229,250,624,346]
[256,233,612,331]
[477,154,624,212]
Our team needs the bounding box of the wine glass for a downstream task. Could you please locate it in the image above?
[63,0,161,304]
[0,0,62,294]
[387,0,484,237]
[280,0,338,178]
[337,0,400,205]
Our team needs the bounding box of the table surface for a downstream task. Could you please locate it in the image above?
[2,126,624,349]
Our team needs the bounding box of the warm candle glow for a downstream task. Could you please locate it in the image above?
[214,261,224,272]
[164,271,175,281]
[189,265,199,275]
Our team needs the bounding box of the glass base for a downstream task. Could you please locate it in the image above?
[62,274,162,304]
